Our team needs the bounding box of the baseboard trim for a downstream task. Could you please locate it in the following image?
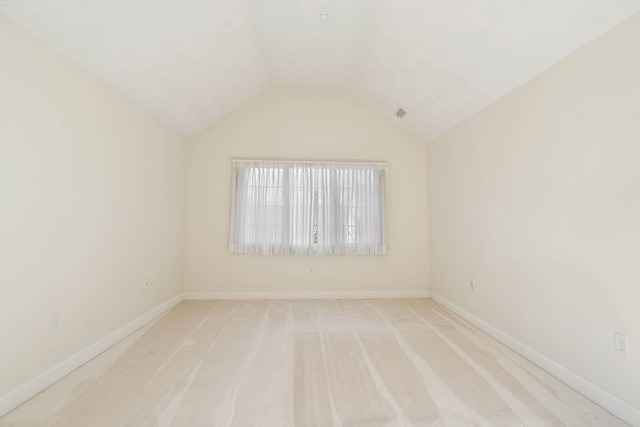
[0,294,183,418]
[429,292,640,427]
[184,290,431,300]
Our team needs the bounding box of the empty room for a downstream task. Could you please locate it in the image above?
[0,1,638,426]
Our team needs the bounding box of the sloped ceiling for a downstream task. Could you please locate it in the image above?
[1,1,638,142]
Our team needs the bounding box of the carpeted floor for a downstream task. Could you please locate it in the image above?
[0,299,629,426]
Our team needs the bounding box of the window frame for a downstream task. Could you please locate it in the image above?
[229,160,388,255]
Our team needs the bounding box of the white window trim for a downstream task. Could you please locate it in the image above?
[229,159,389,255]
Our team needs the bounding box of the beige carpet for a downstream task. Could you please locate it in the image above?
[0,299,629,426]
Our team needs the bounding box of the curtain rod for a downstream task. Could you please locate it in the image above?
[232,159,388,167]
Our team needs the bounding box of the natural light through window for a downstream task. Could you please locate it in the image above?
[229,160,387,255]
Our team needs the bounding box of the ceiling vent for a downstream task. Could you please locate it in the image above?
[395,108,407,119]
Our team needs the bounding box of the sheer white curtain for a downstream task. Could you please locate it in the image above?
[229,161,314,255]
[316,163,387,255]
[229,160,387,255]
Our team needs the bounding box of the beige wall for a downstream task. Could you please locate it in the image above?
[185,86,429,294]
[0,15,188,396]
[427,13,640,408]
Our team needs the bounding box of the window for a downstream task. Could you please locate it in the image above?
[229,160,387,255]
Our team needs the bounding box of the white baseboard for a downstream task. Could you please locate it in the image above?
[184,290,430,300]
[429,292,640,427]
[0,294,183,418]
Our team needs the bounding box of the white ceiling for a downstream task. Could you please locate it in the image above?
[1,1,638,142]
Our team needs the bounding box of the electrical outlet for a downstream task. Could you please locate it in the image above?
[48,312,59,331]
[144,278,149,288]
[614,332,629,356]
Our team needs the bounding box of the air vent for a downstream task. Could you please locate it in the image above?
[395,108,406,118]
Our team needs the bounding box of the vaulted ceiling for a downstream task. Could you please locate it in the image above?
[1,1,638,142]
